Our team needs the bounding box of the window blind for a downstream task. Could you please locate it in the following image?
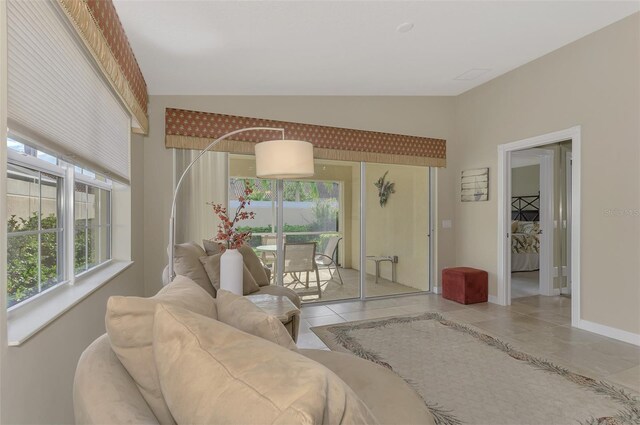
[7,0,131,183]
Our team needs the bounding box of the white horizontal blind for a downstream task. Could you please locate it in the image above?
[7,0,131,183]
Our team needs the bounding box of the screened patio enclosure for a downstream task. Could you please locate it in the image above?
[230,155,431,303]
[174,151,432,304]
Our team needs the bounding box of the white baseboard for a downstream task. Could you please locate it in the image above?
[553,288,561,296]
[432,286,441,294]
[576,319,640,346]
[488,295,499,304]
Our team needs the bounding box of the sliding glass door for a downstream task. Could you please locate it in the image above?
[363,163,430,297]
[176,151,432,304]
[229,155,361,303]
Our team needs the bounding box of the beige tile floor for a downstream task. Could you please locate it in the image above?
[284,267,423,303]
[511,270,540,298]
[297,293,640,393]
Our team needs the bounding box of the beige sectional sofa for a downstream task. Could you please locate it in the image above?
[163,241,302,336]
[74,277,435,424]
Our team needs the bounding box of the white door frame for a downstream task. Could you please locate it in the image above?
[563,152,573,295]
[510,148,555,297]
[497,126,581,328]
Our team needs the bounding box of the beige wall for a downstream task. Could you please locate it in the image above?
[143,96,456,296]
[447,13,640,333]
[511,164,540,197]
[0,134,146,424]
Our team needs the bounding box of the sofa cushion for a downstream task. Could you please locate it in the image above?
[153,304,378,425]
[105,276,216,425]
[204,240,271,287]
[200,254,260,295]
[73,335,159,425]
[299,349,435,425]
[216,289,296,350]
[172,242,215,297]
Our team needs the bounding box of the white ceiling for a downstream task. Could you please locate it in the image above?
[113,1,640,96]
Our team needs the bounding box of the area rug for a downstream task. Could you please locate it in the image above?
[311,312,640,425]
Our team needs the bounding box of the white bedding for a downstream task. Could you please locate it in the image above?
[512,252,539,272]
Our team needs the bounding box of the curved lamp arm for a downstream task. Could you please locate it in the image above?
[168,127,285,281]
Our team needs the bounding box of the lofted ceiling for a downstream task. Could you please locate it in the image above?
[113,1,640,96]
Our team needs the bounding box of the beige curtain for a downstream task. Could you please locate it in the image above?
[174,150,228,245]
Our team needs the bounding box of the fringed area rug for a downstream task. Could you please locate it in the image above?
[311,312,640,425]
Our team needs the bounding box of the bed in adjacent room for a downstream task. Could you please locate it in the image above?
[511,195,541,272]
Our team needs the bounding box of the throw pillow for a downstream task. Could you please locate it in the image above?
[238,244,271,287]
[511,220,519,233]
[216,289,296,350]
[153,304,379,425]
[105,276,217,425]
[518,221,540,234]
[203,241,270,287]
[199,254,260,295]
[172,241,214,297]
[202,239,222,256]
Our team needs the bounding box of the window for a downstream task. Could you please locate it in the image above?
[6,164,64,307]
[6,138,112,308]
[74,181,111,274]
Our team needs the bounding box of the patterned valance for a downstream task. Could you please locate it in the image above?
[165,108,446,167]
[57,0,149,134]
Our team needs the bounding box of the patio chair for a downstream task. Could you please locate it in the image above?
[260,234,285,281]
[284,242,321,298]
[315,236,344,285]
[261,234,279,246]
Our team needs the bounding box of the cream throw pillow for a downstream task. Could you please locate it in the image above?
[203,240,270,287]
[216,289,296,350]
[238,244,271,287]
[199,254,260,295]
[105,276,217,425]
[172,241,215,297]
[202,238,222,256]
[153,304,379,425]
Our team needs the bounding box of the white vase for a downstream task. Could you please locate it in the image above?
[220,248,243,295]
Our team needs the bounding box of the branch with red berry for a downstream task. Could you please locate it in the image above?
[208,181,256,250]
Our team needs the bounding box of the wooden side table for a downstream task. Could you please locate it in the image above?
[246,293,300,342]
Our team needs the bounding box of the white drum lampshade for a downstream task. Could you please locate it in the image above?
[255,140,314,179]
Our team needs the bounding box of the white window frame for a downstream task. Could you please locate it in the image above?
[6,139,114,311]
[6,153,66,308]
[73,172,113,279]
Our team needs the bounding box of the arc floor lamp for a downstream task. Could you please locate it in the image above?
[168,127,315,281]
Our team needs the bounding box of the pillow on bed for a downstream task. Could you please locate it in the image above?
[517,221,540,234]
[511,221,519,233]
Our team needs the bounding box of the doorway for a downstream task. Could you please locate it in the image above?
[497,126,581,328]
[509,148,554,299]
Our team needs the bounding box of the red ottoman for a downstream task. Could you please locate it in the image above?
[442,267,488,304]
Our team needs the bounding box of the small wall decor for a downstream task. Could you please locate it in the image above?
[374,171,395,207]
[461,168,489,202]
